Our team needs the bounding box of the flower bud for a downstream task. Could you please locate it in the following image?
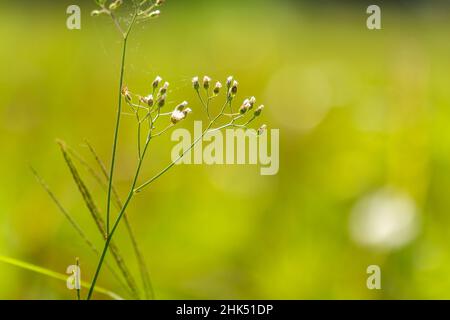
[257,124,267,136]
[140,94,154,107]
[203,76,211,90]
[213,82,222,95]
[226,76,233,88]
[121,86,132,102]
[152,76,162,89]
[91,10,101,17]
[231,80,238,95]
[249,96,256,108]
[254,105,264,116]
[157,94,166,108]
[192,76,200,90]
[239,99,251,114]
[156,0,165,6]
[175,101,189,111]
[109,0,122,10]
[171,105,192,124]
[148,10,161,18]
[159,82,169,95]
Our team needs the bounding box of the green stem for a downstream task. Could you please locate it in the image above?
[87,137,151,300]
[106,37,128,236]
[134,122,214,193]
[105,8,138,235]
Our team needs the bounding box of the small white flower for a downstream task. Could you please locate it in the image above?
[140,94,154,107]
[159,82,169,94]
[152,76,162,88]
[149,10,161,18]
[203,76,211,89]
[171,101,190,123]
[226,76,233,87]
[192,76,200,90]
[254,105,264,116]
[214,81,222,94]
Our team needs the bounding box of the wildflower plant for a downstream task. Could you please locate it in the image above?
[29,0,267,300]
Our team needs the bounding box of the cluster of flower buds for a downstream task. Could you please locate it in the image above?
[138,0,165,20]
[123,75,170,110]
[171,101,192,124]
[239,97,254,114]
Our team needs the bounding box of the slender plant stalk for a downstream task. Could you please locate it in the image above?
[87,135,152,299]
[84,139,154,299]
[106,38,127,236]
[76,258,81,300]
[87,97,234,299]
[106,11,138,236]
[0,255,123,300]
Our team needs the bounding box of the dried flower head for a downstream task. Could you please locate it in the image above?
[121,85,132,102]
[203,76,211,90]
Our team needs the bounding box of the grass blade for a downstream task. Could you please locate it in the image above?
[30,166,133,297]
[0,254,123,300]
[57,140,140,299]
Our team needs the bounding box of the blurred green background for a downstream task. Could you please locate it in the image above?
[1,0,450,299]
